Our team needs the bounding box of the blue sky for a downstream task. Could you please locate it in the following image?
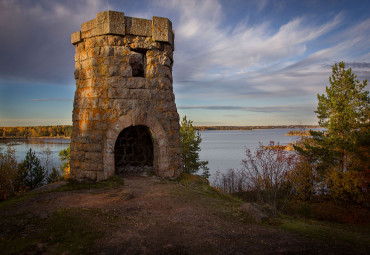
[0,0,369,126]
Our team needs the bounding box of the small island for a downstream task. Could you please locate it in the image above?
[285,130,312,136]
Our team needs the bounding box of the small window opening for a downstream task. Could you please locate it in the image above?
[130,50,146,77]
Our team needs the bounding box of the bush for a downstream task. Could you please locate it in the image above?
[213,169,246,194]
[324,167,364,203]
[288,155,319,201]
[214,142,296,210]
[241,142,296,209]
[0,147,28,200]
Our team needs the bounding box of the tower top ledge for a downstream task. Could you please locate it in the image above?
[71,10,174,46]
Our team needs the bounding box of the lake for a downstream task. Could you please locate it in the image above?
[199,129,303,181]
[0,128,305,178]
[0,138,70,172]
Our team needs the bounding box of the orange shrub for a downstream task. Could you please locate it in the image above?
[324,168,364,203]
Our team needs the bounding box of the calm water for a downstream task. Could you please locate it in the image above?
[0,128,308,178]
[0,138,70,171]
[199,129,302,180]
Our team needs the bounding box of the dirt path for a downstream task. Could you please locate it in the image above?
[0,176,367,254]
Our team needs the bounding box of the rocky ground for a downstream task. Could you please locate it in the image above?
[0,175,369,254]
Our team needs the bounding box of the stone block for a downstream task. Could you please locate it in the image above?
[101,46,114,57]
[129,89,150,100]
[71,31,82,44]
[127,77,146,89]
[87,47,100,58]
[108,65,119,76]
[81,170,97,181]
[108,87,130,99]
[125,17,151,36]
[97,171,109,181]
[119,64,132,77]
[81,19,96,33]
[114,46,130,57]
[107,76,126,88]
[96,10,125,36]
[152,16,173,44]
[108,35,124,46]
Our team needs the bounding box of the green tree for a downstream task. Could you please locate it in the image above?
[295,62,369,188]
[59,146,71,179]
[47,167,62,183]
[19,148,45,190]
[59,146,70,170]
[180,116,210,178]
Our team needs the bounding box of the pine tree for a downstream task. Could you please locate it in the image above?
[47,167,62,183]
[296,62,369,173]
[180,116,210,178]
[19,148,45,189]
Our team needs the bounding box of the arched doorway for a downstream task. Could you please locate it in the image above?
[114,125,153,175]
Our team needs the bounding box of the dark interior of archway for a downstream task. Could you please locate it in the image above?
[114,125,153,175]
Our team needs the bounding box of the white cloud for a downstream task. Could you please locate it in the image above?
[0,0,109,83]
[156,0,369,107]
[155,0,347,90]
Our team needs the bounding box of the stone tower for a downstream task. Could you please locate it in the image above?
[70,10,181,181]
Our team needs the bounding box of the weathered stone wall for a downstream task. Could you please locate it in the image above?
[70,10,181,181]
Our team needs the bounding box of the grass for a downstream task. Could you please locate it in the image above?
[0,192,39,210]
[277,215,370,250]
[174,174,244,219]
[55,175,124,191]
[0,208,115,254]
[0,176,124,210]
[44,208,106,254]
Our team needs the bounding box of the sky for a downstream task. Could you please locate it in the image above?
[0,0,369,127]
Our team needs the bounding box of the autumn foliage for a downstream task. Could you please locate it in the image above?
[0,125,72,138]
[214,142,296,210]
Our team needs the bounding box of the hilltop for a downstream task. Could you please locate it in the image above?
[0,175,368,254]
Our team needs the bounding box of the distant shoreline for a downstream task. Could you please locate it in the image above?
[0,125,320,137]
[196,125,319,131]
[0,136,71,140]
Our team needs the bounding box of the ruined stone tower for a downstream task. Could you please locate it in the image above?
[70,10,181,181]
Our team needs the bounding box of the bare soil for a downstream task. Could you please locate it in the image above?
[0,176,368,254]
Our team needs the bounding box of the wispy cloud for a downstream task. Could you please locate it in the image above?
[159,0,370,109]
[159,0,344,84]
[0,0,109,84]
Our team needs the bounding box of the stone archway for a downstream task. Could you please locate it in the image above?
[114,125,153,175]
[102,112,173,180]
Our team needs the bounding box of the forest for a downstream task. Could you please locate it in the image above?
[0,125,72,138]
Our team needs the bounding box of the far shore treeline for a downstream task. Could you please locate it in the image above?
[0,125,319,138]
[0,125,72,138]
